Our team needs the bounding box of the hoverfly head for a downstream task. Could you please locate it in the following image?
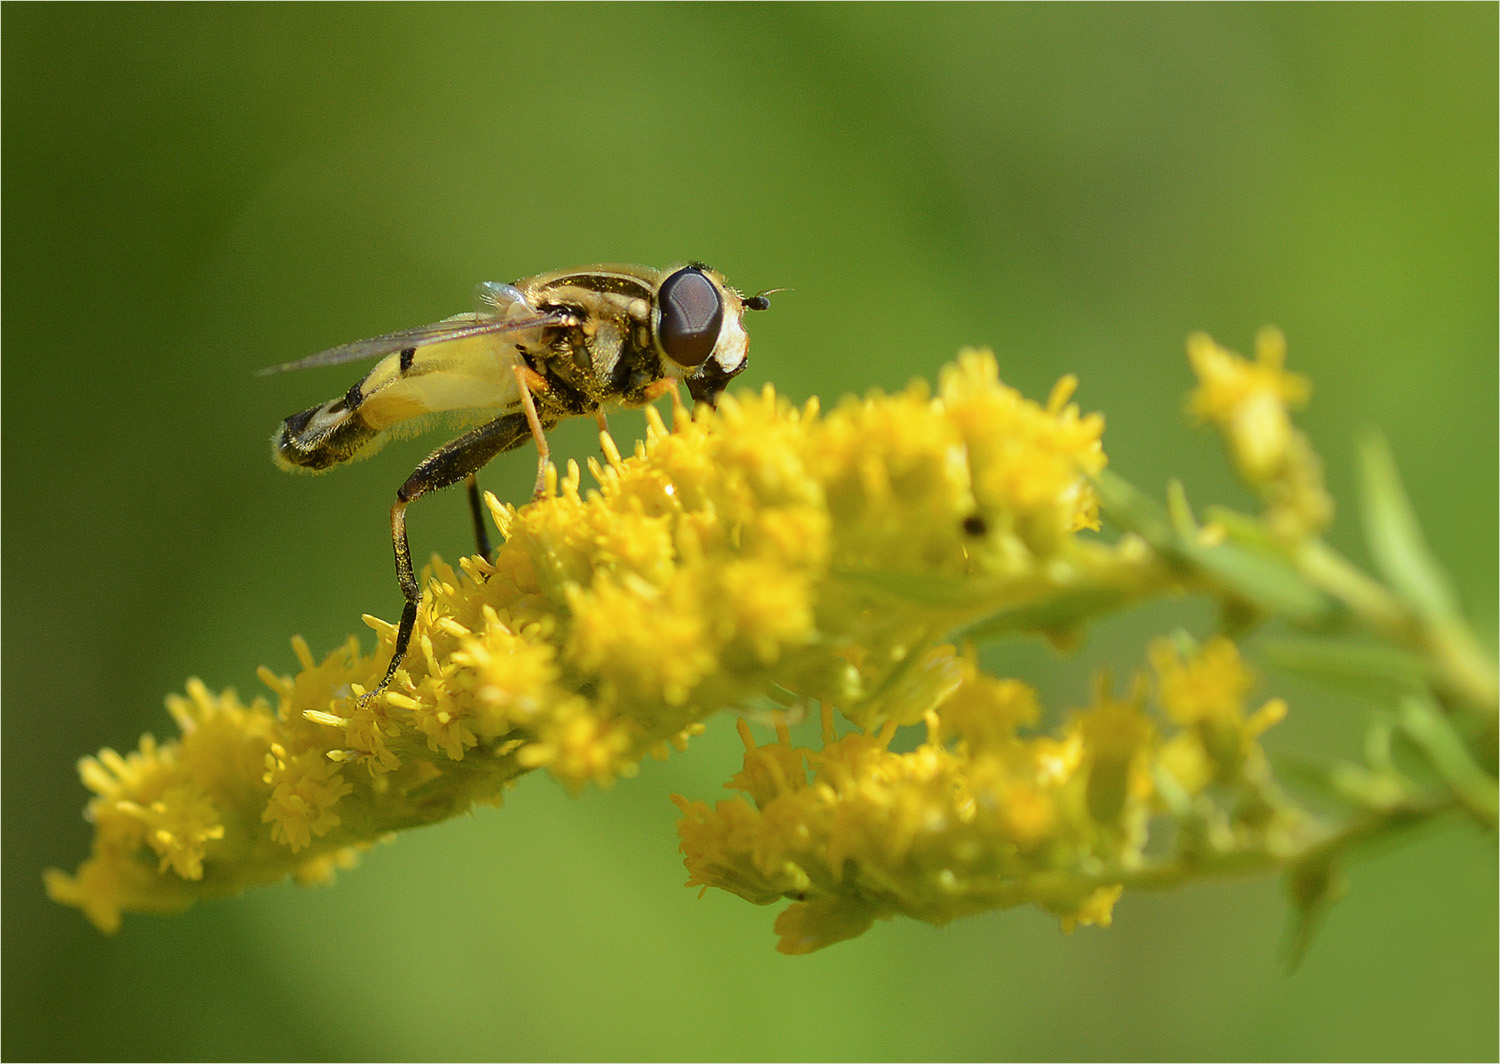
[656,264,772,408]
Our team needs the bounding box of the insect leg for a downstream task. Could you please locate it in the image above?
[512,364,553,499]
[667,382,689,429]
[465,474,492,559]
[370,412,535,698]
[642,378,687,428]
[641,378,678,403]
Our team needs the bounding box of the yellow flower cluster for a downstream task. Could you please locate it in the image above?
[1186,328,1332,537]
[675,638,1295,954]
[49,350,1120,933]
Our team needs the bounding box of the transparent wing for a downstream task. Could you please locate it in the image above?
[256,310,566,376]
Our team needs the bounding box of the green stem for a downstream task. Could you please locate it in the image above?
[1298,539,1499,720]
[997,790,1455,904]
[1397,699,1499,828]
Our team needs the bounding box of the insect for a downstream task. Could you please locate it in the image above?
[265,262,773,696]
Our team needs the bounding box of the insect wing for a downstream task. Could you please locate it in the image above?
[256,310,565,376]
[354,328,531,430]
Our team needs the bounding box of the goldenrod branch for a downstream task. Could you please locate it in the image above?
[47,337,1493,957]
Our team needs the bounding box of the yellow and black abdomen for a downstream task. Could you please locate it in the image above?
[272,336,521,473]
[272,381,384,472]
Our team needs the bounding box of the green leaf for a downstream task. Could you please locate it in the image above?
[1357,433,1460,625]
[1091,469,1175,545]
[1095,471,1339,628]
[1258,636,1429,702]
[1396,697,1499,828]
[1202,505,1289,552]
[830,567,1019,608]
[1280,853,1346,971]
[955,585,1139,643]
[1188,541,1339,629]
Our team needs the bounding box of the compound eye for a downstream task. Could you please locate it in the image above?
[657,267,724,367]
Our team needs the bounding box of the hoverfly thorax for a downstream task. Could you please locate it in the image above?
[512,262,763,411]
[265,261,772,698]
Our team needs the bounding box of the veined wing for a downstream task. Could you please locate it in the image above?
[271,309,561,472]
[256,310,565,376]
[352,327,535,432]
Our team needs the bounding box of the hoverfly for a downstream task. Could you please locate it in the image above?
[265,263,773,696]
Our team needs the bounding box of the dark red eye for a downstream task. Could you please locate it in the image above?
[657,267,724,367]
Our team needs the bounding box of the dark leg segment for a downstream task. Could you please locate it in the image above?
[465,474,492,560]
[367,412,535,698]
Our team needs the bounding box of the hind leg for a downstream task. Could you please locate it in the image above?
[368,412,535,699]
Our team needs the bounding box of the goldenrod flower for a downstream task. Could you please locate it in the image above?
[49,339,1487,954]
[1150,636,1287,790]
[48,350,1119,934]
[677,641,1296,954]
[1187,327,1308,474]
[1186,328,1331,537]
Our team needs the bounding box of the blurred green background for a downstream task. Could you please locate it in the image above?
[5,5,1495,1060]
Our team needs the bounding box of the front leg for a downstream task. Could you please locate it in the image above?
[368,412,536,700]
[512,363,554,499]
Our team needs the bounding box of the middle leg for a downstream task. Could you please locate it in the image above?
[465,473,492,560]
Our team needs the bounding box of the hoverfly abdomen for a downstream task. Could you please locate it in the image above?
[273,394,382,472]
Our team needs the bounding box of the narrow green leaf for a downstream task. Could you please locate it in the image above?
[1396,697,1499,828]
[1280,854,1346,971]
[956,585,1138,643]
[1092,470,1174,546]
[1096,472,1338,628]
[1165,478,1198,539]
[1202,505,1288,553]
[831,567,1016,608]
[1187,542,1339,628]
[1258,636,1429,702]
[1357,433,1460,625]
